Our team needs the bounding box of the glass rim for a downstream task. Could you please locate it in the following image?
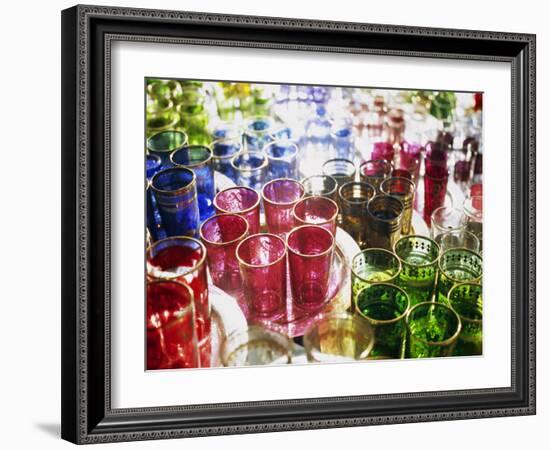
[261,178,305,206]
[147,129,189,154]
[300,174,338,197]
[146,96,173,113]
[230,151,269,173]
[448,281,483,325]
[338,181,375,205]
[292,195,339,226]
[286,224,335,259]
[438,229,480,251]
[244,115,274,135]
[170,144,213,168]
[463,194,483,217]
[263,139,299,161]
[146,279,196,330]
[351,248,402,283]
[199,213,250,247]
[355,282,410,326]
[406,301,462,347]
[438,247,483,283]
[214,186,261,215]
[210,137,243,161]
[393,235,441,268]
[367,194,404,223]
[359,158,392,177]
[235,233,287,268]
[380,176,416,196]
[146,236,207,281]
[150,167,197,197]
[430,206,465,231]
[322,158,357,177]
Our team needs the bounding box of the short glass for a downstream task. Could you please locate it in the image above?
[243,116,275,152]
[231,151,268,191]
[322,158,357,224]
[150,168,200,238]
[448,282,483,356]
[147,130,188,168]
[221,325,293,367]
[423,161,449,226]
[301,174,339,203]
[303,312,375,363]
[214,186,261,235]
[171,145,216,221]
[430,206,466,242]
[338,181,375,248]
[351,249,402,310]
[146,98,180,138]
[355,283,410,359]
[146,280,198,370]
[406,302,462,358]
[199,213,249,295]
[366,195,404,250]
[146,237,211,367]
[438,230,480,253]
[437,248,483,304]
[292,196,339,236]
[263,140,299,180]
[211,137,242,182]
[381,177,416,235]
[359,159,392,192]
[463,195,483,251]
[236,234,287,321]
[287,225,335,312]
[261,179,305,237]
[394,235,440,306]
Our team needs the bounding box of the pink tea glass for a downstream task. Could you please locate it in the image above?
[262,178,305,237]
[213,186,261,235]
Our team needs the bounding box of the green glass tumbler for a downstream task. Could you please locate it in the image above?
[351,249,401,312]
[437,248,483,304]
[406,302,461,358]
[355,283,410,359]
[448,282,483,356]
[394,235,440,306]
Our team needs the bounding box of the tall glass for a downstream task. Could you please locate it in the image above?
[263,140,299,180]
[147,130,188,168]
[171,145,215,221]
[338,181,375,248]
[366,195,404,250]
[406,302,461,358]
[394,235,440,306]
[146,280,198,370]
[287,225,335,312]
[231,151,268,191]
[303,312,375,363]
[301,174,339,203]
[437,248,483,304]
[199,213,249,295]
[398,141,422,186]
[359,159,392,192]
[430,206,466,243]
[146,237,210,367]
[150,168,200,238]
[448,282,483,356]
[236,234,287,321]
[322,158,356,224]
[261,179,305,237]
[292,196,339,236]
[463,195,483,251]
[331,126,355,160]
[423,161,449,226]
[211,137,242,182]
[355,283,410,359]
[381,177,415,235]
[243,116,275,152]
[214,186,261,235]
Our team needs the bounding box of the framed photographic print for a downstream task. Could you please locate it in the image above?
[61,4,536,444]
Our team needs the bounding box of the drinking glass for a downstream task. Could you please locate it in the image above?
[448,282,483,356]
[210,119,241,140]
[394,235,440,306]
[210,137,242,182]
[398,141,422,185]
[214,186,261,235]
[146,237,211,367]
[231,151,268,191]
[322,158,356,224]
[146,98,179,138]
[359,159,392,192]
[303,312,375,363]
[331,126,355,160]
[430,206,466,242]
[261,179,305,237]
[438,230,480,253]
[463,195,483,251]
[146,280,199,370]
[338,181,375,248]
[171,145,215,221]
[366,195,404,250]
[221,325,293,367]
[243,116,275,152]
[236,234,287,321]
[301,174,339,203]
[150,168,200,238]
[199,213,249,295]
[292,196,339,236]
[146,154,162,180]
[263,140,299,180]
[381,177,415,235]
[371,141,395,162]
[406,302,461,358]
[355,283,410,359]
[423,161,449,226]
[437,248,483,304]
[147,130,188,168]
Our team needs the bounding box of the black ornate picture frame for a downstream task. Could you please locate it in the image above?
[61,4,536,444]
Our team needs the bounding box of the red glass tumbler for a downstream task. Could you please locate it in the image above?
[213,186,261,235]
[262,178,305,237]
[424,162,449,226]
[292,196,338,236]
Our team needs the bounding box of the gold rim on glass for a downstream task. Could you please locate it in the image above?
[261,178,305,206]
[292,196,339,227]
[405,301,462,347]
[447,282,483,325]
[235,233,287,269]
[300,174,338,198]
[213,186,261,215]
[393,235,441,268]
[351,248,402,284]
[170,144,213,169]
[230,151,269,173]
[354,282,410,326]
[199,213,250,247]
[210,138,243,161]
[263,140,299,162]
[147,130,189,154]
[150,167,197,197]
[286,225,335,259]
[438,247,483,284]
[146,236,207,281]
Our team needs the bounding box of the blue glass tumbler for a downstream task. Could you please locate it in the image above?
[211,137,242,183]
[171,146,216,221]
[243,116,274,152]
[147,130,188,169]
[150,167,200,238]
[146,154,162,180]
[231,151,268,191]
[331,126,355,160]
[263,140,299,180]
[146,154,166,242]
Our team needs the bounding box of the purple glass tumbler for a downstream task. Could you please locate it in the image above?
[236,234,287,321]
[287,225,335,312]
[214,186,261,235]
[261,179,305,237]
[292,196,339,236]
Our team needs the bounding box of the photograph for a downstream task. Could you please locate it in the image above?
[145,79,484,370]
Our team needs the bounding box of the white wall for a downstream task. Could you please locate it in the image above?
[0,0,545,448]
